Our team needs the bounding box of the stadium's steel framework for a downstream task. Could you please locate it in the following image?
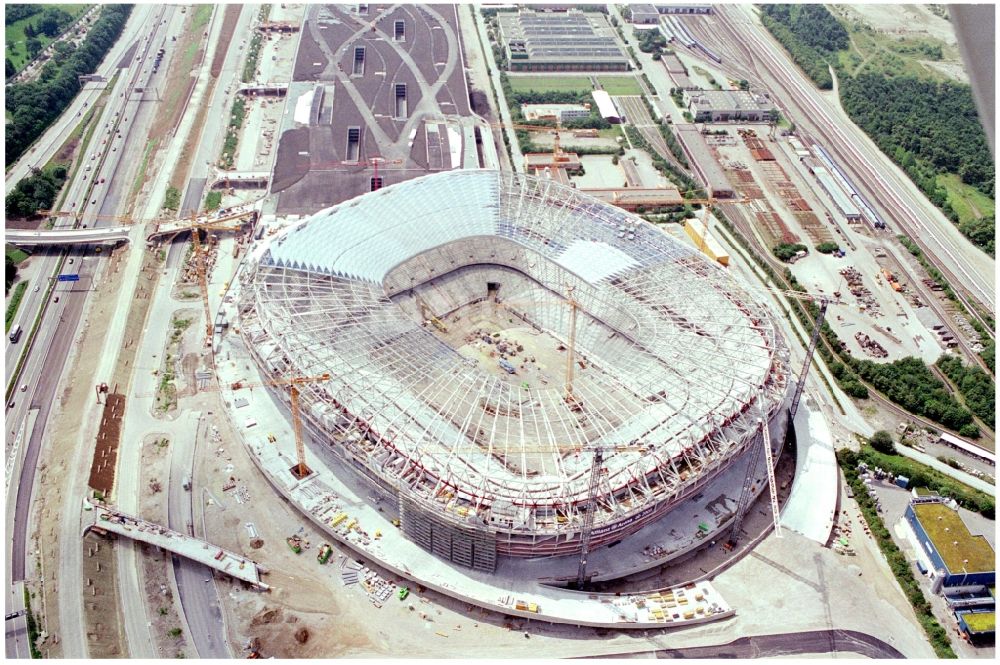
[236,170,791,571]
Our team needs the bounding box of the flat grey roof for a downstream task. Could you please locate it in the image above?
[688,89,774,113]
[674,124,733,194]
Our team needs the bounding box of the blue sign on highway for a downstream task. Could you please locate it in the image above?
[57,274,80,282]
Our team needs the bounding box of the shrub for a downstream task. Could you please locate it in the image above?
[772,243,807,261]
[869,430,896,455]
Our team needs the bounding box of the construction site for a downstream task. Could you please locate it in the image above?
[218,168,796,598]
[6,2,991,660]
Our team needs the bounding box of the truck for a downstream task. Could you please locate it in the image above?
[316,543,332,564]
[498,358,516,375]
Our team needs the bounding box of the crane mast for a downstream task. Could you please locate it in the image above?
[289,384,311,478]
[564,285,578,406]
[190,229,213,346]
[576,448,605,587]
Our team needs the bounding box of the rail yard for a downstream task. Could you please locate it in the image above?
[4,2,994,660]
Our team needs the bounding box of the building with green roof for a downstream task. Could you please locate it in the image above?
[906,499,995,590]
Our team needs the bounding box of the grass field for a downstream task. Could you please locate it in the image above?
[833,16,959,82]
[938,173,995,226]
[190,4,212,31]
[6,245,29,265]
[5,4,89,73]
[5,281,29,332]
[130,138,159,200]
[596,76,642,95]
[507,75,592,94]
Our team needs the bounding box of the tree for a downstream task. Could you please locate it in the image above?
[869,430,896,455]
[25,38,42,59]
[5,254,17,293]
[38,8,71,38]
[23,22,35,39]
[5,57,14,78]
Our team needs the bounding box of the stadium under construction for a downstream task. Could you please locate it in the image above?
[230,170,794,581]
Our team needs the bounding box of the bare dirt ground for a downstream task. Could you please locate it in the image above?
[211,5,242,78]
[88,393,125,495]
[138,432,195,658]
[31,244,132,657]
[836,4,959,46]
[80,533,126,657]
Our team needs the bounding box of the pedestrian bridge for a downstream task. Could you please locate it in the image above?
[83,500,270,589]
[5,227,131,246]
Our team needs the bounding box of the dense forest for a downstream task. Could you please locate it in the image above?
[5,5,132,166]
[936,355,996,429]
[850,356,978,436]
[761,5,995,253]
[5,166,67,218]
[760,4,848,89]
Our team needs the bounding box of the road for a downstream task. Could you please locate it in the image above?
[167,413,229,658]
[704,6,995,317]
[4,4,182,657]
[180,6,256,218]
[472,8,524,173]
[601,628,904,659]
[4,5,157,194]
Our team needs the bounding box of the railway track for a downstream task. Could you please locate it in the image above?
[682,7,995,370]
[709,7,994,330]
[719,202,995,448]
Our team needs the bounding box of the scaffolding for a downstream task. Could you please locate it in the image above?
[235,170,790,563]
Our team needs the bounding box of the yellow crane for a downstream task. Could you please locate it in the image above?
[138,372,332,478]
[42,207,254,346]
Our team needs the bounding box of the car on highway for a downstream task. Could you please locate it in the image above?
[19,384,27,393]
[52,297,59,304]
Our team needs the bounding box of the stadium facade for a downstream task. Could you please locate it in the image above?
[236,170,791,572]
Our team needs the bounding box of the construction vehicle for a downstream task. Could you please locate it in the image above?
[316,543,332,564]
[286,535,302,554]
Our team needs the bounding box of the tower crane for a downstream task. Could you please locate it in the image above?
[227,372,333,478]
[490,119,571,166]
[728,287,842,545]
[331,156,404,190]
[42,207,256,346]
[137,372,331,478]
[490,286,584,409]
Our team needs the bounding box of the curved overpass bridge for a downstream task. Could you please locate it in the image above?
[7,205,261,247]
[6,227,132,247]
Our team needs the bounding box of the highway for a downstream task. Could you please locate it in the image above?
[167,414,230,658]
[5,4,182,657]
[601,628,904,659]
[706,6,995,318]
[4,5,158,195]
